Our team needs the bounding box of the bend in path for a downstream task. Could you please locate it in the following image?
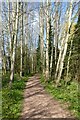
[20,74,74,119]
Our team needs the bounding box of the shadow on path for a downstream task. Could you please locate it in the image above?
[20,74,73,119]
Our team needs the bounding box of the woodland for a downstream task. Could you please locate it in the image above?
[1,0,80,119]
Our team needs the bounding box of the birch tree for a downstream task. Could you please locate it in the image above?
[54,2,59,66]
[24,3,28,75]
[66,38,73,78]
[2,30,6,75]
[9,1,19,86]
[55,1,73,86]
[40,2,44,73]
[20,2,23,77]
[45,0,50,80]
[8,2,12,70]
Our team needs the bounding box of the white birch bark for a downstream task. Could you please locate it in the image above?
[45,0,50,80]
[32,55,34,74]
[67,39,73,77]
[9,1,19,86]
[24,3,28,75]
[40,2,44,72]
[2,30,6,75]
[54,2,58,66]
[43,50,45,74]
[8,2,12,60]
[55,35,65,79]
[20,2,23,77]
[10,2,16,77]
[50,43,53,77]
[56,1,73,85]
[55,5,71,79]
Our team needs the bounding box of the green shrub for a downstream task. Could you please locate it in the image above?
[2,74,28,119]
[40,75,79,118]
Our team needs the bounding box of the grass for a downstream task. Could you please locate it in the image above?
[2,74,28,120]
[40,75,80,119]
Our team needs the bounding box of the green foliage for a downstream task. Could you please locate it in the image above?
[40,74,45,84]
[68,11,80,82]
[49,18,53,68]
[40,75,79,119]
[36,35,41,72]
[15,45,32,75]
[2,73,10,87]
[2,74,28,120]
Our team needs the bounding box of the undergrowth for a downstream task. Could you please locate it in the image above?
[2,74,28,120]
[40,75,80,119]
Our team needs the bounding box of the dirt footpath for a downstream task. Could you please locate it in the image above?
[20,74,74,119]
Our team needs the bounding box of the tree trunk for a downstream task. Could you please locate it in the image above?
[56,1,73,86]
[43,50,45,74]
[55,36,64,79]
[2,30,6,75]
[45,0,50,80]
[20,2,23,77]
[67,39,73,77]
[54,3,58,66]
[50,44,53,77]
[40,2,44,73]
[8,2,12,70]
[32,55,34,74]
[23,3,28,75]
[9,1,19,87]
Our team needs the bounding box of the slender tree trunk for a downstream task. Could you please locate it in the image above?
[9,1,19,87]
[32,55,34,74]
[54,2,59,66]
[43,50,45,74]
[31,24,34,74]
[10,2,16,78]
[40,2,44,73]
[8,2,12,70]
[24,3,28,75]
[55,36,64,79]
[50,44,53,77]
[55,4,72,80]
[67,39,73,76]
[2,30,6,75]
[45,0,50,80]
[20,2,23,77]
[56,1,73,85]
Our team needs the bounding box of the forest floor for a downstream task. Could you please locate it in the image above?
[20,74,74,119]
